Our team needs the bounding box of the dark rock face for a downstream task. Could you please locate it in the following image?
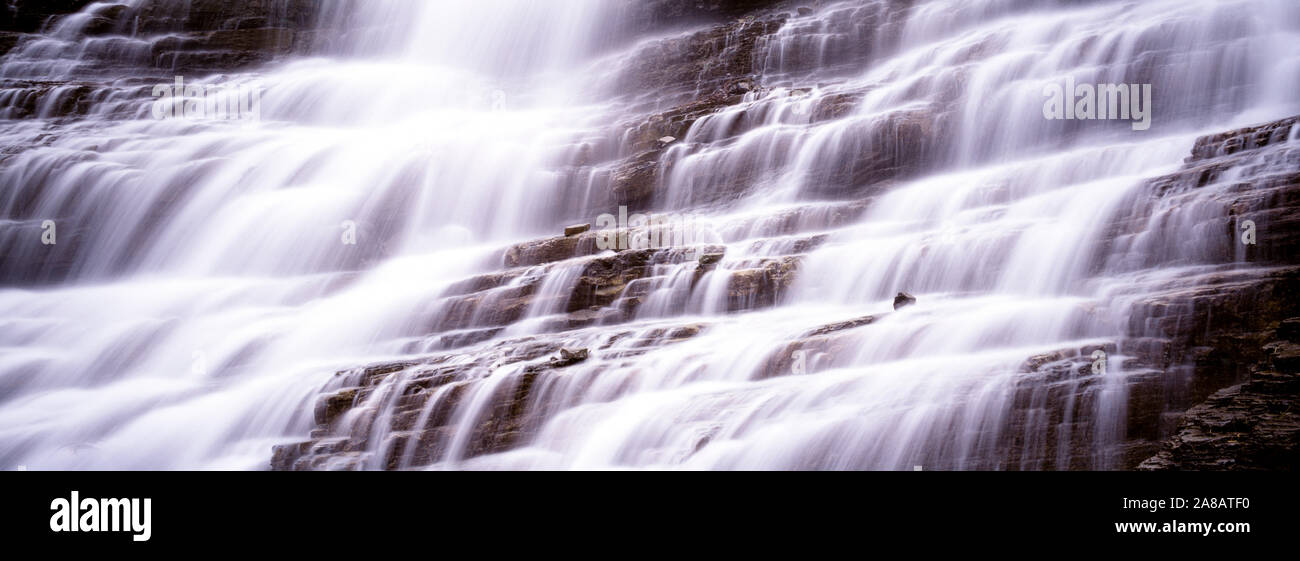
[0,31,20,54]
[625,0,788,32]
[126,0,321,34]
[2,0,328,69]
[0,0,94,34]
[150,27,298,72]
[1105,115,1300,469]
[1138,336,1300,471]
[0,0,337,127]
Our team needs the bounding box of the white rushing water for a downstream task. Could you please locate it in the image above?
[1,0,1298,469]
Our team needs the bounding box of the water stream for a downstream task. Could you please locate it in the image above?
[1,0,1297,469]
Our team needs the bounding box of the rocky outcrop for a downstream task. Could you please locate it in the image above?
[503,233,598,268]
[988,268,1300,471]
[721,255,800,311]
[1113,115,1300,469]
[1138,334,1300,470]
[1190,116,1299,161]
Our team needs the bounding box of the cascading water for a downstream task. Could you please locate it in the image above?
[1,0,1297,470]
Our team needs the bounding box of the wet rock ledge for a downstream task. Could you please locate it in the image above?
[1139,328,1300,470]
[1,0,329,70]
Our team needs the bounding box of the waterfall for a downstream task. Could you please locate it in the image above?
[1,0,1297,470]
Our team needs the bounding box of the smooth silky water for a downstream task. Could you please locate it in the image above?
[0,0,1297,469]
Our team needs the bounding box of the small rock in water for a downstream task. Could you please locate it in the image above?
[658,136,677,145]
[727,81,753,95]
[564,223,591,237]
[893,292,917,310]
[550,348,590,368]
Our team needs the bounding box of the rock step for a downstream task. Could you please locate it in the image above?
[272,321,716,470]
[1137,364,1299,471]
